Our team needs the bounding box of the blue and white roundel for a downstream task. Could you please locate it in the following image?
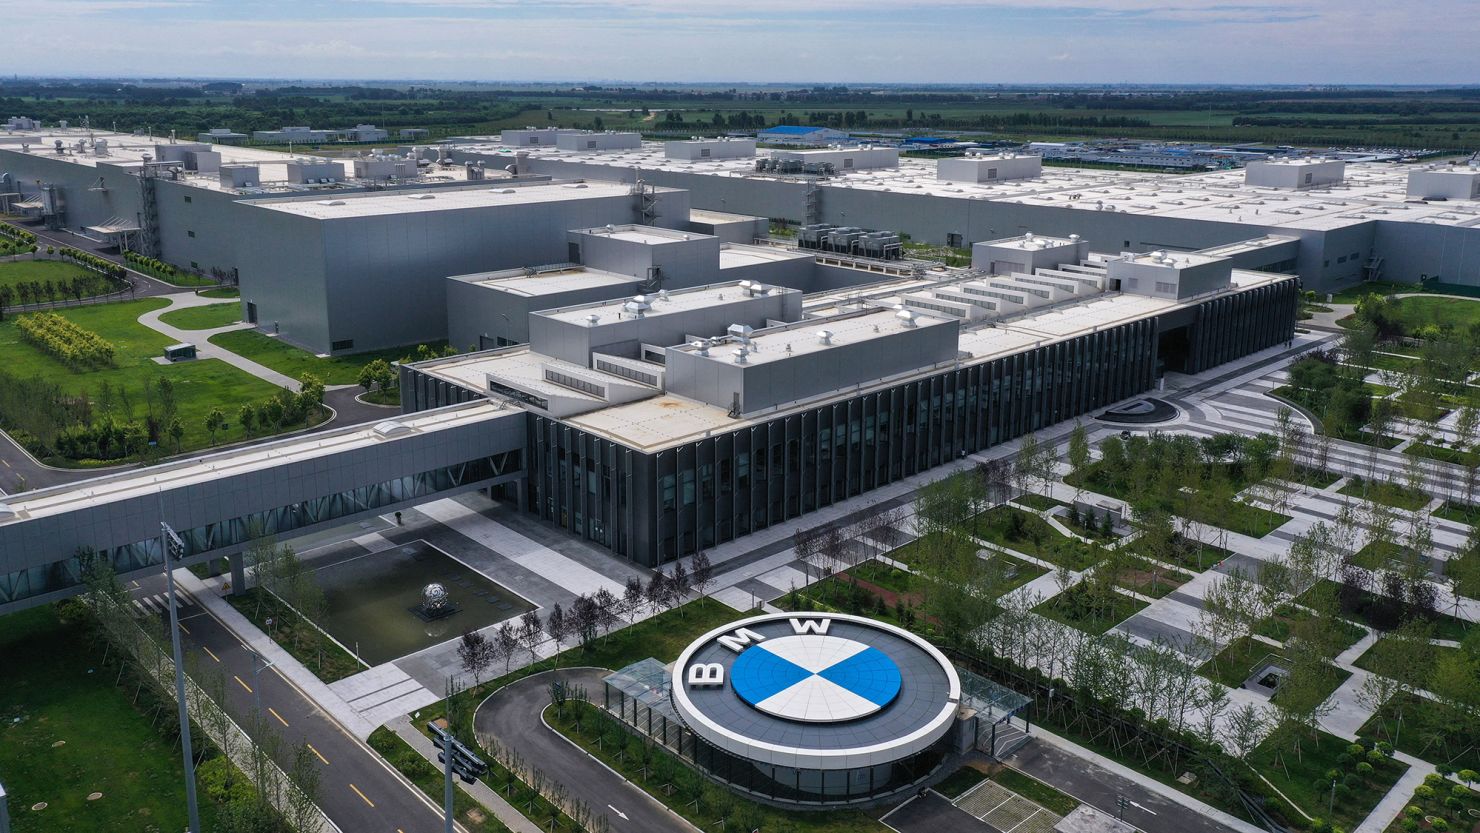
[731,634,901,722]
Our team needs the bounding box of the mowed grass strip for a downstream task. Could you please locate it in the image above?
[0,298,286,459]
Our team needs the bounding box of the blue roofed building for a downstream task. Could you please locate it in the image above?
[756,125,850,146]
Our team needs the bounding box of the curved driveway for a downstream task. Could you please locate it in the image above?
[474,668,694,833]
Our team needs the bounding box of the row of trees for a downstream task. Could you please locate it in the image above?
[124,250,183,280]
[17,311,115,367]
[457,554,716,687]
[0,272,122,315]
[68,552,325,832]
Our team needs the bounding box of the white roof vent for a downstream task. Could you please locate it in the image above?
[586,314,600,326]
[896,310,918,328]
[816,329,833,345]
[372,420,414,439]
[407,193,435,200]
[317,199,345,206]
[692,340,710,356]
[732,346,749,364]
[727,323,754,342]
[1069,233,1081,241]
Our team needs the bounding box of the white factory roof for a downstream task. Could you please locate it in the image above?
[574,224,709,246]
[689,208,765,224]
[0,128,497,195]
[537,281,795,326]
[718,243,811,269]
[441,139,1480,230]
[674,307,953,368]
[417,265,1289,452]
[453,265,634,297]
[983,233,1085,252]
[248,180,640,219]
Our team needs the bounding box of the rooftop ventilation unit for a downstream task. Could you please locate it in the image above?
[896,310,917,328]
[623,295,651,317]
[585,314,600,326]
[727,323,755,343]
[816,329,833,345]
[732,347,748,364]
[692,340,710,356]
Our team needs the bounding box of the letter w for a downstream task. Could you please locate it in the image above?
[790,618,831,635]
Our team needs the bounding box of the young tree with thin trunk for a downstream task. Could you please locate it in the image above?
[518,609,543,664]
[690,550,714,599]
[1066,421,1090,500]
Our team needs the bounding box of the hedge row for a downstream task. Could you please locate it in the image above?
[16,312,116,367]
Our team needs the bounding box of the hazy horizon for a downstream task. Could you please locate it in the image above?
[6,0,1478,87]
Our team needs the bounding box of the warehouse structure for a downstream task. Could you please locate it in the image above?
[401,228,1298,566]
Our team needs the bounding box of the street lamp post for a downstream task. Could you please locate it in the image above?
[162,522,202,833]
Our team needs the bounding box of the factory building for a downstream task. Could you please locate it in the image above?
[555,132,642,152]
[403,229,1298,567]
[665,138,757,162]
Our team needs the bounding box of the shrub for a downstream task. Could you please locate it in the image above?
[15,312,115,367]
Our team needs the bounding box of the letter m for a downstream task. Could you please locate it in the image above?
[716,627,766,653]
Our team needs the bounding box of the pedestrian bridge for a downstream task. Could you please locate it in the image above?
[0,401,526,613]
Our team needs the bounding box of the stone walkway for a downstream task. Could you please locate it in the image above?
[136,290,302,390]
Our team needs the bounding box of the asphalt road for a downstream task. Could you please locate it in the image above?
[1005,741,1238,833]
[128,574,453,833]
[474,668,694,833]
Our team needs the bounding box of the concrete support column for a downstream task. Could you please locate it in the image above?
[229,551,246,597]
[516,476,528,512]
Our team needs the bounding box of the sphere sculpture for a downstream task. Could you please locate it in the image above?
[422,583,451,613]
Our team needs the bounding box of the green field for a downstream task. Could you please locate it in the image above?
[0,605,211,833]
[209,329,419,386]
[0,299,290,461]
[158,302,241,331]
[1247,732,1408,831]
[0,259,94,292]
[199,287,240,299]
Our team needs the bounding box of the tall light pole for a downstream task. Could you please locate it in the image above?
[162,521,202,833]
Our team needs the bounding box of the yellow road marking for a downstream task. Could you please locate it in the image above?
[2,459,11,468]
[234,675,252,694]
[202,646,220,663]
[268,707,289,728]
[307,743,329,766]
[349,783,374,808]
[177,621,190,635]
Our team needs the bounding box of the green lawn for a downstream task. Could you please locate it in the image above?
[0,605,211,833]
[225,587,367,683]
[934,766,987,799]
[1067,461,1291,538]
[1128,537,1235,573]
[1354,639,1465,675]
[209,329,420,386]
[1110,556,1190,599]
[1011,493,1066,512]
[1337,476,1432,512]
[1405,441,1480,468]
[361,387,400,407]
[988,766,1080,816]
[1034,587,1148,635]
[1312,580,1471,642]
[1360,692,1480,771]
[1380,295,1480,332]
[158,302,241,331]
[1254,605,1367,652]
[0,259,94,292]
[1352,539,1410,571]
[199,287,239,299]
[1247,731,1408,831]
[1434,500,1480,525]
[968,505,1103,570]
[1198,636,1352,704]
[0,299,290,462]
[1381,777,1480,833]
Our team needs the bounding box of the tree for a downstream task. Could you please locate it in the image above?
[285,740,323,833]
[297,373,325,424]
[645,571,669,617]
[493,621,519,674]
[457,627,494,687]
[545,604,569,662]
[622,576,644,620]
[167,416,184,452]
[204,407,225,445]
[238,403,256,437]
[690,551,714,599]
[1066,421,1090,499]
[518,609,543,663]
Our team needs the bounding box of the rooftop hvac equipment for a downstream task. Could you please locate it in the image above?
[824,227,864,255]
[623,295,651,317]
[692,340,710,356]
[896,310,918,328]
[732,347,749,364]
[796,223,836,250]
[727,323,754,343]
[859,231,902,260]
[816,329,833,345]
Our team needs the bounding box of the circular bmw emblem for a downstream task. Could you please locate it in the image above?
[731,633,902,722]
[670,612,960,771]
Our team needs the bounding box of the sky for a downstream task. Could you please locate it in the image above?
[5,0,1478,86]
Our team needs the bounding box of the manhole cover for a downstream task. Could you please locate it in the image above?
[87,792,103,801]
[31,802,47,811]
[51,740,65,748]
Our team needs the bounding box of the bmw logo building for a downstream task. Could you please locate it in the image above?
[670,612,962,806]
